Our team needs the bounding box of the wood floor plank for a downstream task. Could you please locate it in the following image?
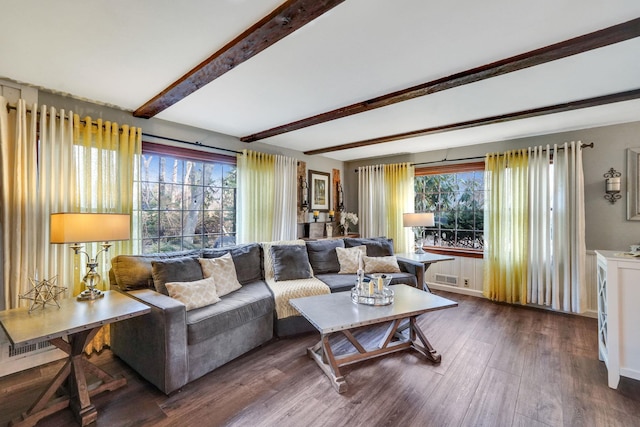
[515,327,564,426]
[398,338,495,427]
[461,366,520,427]
[2,291,639,427]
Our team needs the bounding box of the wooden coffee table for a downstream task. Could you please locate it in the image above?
[0,290,150,426]
[290,284,457,393]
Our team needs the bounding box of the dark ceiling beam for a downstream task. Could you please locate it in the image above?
[133,0,346,119]
[303,89,640,155]
[243,17,640,142]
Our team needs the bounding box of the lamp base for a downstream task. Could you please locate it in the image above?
[77,288,105,301]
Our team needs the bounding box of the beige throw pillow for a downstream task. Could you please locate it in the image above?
[336,245,367,274]
[198,253,242,297]
[165,277,220,311]
[363,255,401,274]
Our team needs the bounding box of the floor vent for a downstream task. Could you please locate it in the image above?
[434,273,459,286]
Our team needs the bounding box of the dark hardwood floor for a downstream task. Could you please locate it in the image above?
[1,291,639,427]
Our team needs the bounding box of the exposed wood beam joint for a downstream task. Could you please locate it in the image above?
[133,0,346,119]
[303,89,640,155]
[243,17,640,142]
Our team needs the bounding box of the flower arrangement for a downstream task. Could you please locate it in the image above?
[340,212,358,235]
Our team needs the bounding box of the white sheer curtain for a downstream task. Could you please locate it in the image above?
[358,163,414,252]
[0,98,77,310]
[237,150,298,243]
[272,154,298,241]
[358,165,386,237]
[527,141,586,313]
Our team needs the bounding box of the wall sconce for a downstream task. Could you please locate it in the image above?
[300,176,309,211]
[337,183,344,212]
[604,167,621,204]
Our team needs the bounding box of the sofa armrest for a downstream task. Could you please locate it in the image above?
[396,257,424,288]
[111,289,188,394]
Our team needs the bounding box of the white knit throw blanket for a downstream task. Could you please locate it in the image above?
[261,240,330,319]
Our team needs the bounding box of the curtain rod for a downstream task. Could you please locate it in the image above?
[5,104,241,155]
[142,133,241,155]
[6,102,129,131]
[355,142,594,172]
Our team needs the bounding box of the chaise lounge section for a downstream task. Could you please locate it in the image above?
[109,237,423,394]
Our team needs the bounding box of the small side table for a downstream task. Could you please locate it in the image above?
[395,252,454,292]
[0,290,150,426]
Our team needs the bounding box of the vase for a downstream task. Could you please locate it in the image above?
[343,224,349,236]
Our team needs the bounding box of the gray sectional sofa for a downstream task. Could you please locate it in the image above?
[109,237,424,394]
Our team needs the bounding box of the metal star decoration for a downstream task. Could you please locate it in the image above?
[20,275,67,312]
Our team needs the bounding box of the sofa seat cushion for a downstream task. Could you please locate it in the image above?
[315,273,356,293]
[366,272,417,287]
[186,281,274,345]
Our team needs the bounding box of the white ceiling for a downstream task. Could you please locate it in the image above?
[1,0,639,161]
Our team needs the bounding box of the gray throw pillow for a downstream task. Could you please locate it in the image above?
[111,249,202,291]
[201,243,262,284]
[344,237,394,257]
[270,245,313,282]
[306,239,345,274]
[151,257,204,295]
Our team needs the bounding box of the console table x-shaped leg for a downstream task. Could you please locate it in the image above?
[306,316,441,393]
[10,327,127,427]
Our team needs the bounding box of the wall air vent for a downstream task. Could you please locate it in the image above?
[434,273,459,286]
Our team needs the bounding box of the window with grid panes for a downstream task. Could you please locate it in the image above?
[136,143,237,253]
[414,162,485,256]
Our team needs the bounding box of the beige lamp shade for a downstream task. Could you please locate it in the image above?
[50,213,131,244]
[403,212,435,227]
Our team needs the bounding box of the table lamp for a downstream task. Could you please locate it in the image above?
[50,213,130,301]
[403,212,435,254]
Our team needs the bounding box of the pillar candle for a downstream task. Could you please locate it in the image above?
[378,276,384,293]
[368,280,374,296]
[607,177,621,192]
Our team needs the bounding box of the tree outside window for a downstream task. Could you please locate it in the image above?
[137,147,237,254]
[414,164,484,252]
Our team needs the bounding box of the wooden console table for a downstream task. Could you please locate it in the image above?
[0,291,149,426]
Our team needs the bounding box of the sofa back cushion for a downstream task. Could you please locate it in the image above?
[305,239,345,274]
[344,237,394,257]
[111,249,202,291]
[202,243,262,285]
[151,256,204,295]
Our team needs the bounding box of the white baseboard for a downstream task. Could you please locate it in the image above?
[428,282,484,298]
[428,283,599,319]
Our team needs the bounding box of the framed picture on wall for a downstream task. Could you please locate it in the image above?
[309,170,330,211]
